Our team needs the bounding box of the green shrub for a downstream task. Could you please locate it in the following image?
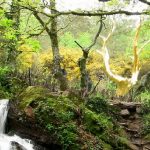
[33,96,79,150]
[136,90,150,113]
[84,108,113,134]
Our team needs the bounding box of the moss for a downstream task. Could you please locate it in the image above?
[0,88,10,99]
[86,96,119,117]
[141,97,150,136]
[33,96,79,149]
[18,86,54,109]
[84,108,113,134]
[84,96,131,150]
[102,142,113,150]
[18,88,131,150]
[142,113,150,135]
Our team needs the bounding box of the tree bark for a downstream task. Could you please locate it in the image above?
[75,18,103,98]
[78,50,92,98]
[49,0,68,91]
[32,0,68,91]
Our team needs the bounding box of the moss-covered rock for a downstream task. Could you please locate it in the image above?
[15,86,134,150]
[18,86,54,109]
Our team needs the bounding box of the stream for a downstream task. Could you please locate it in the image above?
[0,99,34,150]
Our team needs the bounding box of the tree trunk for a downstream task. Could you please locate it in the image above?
[78,50,92,98]
[49,0,68,91]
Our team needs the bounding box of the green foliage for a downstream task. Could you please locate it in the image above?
[0,66,27,98]
[0,88,10,99]
[19,0,41,8]
[84,109,113,134]
[0,66,11,98]
[106,80,116,91]
[107,0,119,6]
[87,96,112,114]
[23,38,41,52]
[0,66,10,77]
[19,86,51,109]
[138,91,150,135]
[137,90,150,104]
[0,9,16,42]
[33,96,79,149]
[142,113,150,135]
[0,10,13,28]
[57,123,79,150]
[60,32,76,48]
[78,32,92,46]
[140,49,150,60]
[60,32,92,48]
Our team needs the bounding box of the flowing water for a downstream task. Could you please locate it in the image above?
[0,99,34,150]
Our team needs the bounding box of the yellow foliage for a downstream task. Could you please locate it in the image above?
[17,44,36,73]
[17,52,35,72]
[18,44,33,52]
[27,48,104,82]
[16,44,150,95]
[116,80,131,96]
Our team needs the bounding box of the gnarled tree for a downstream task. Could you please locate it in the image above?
[97,19,150,96]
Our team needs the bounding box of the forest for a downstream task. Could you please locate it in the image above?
[0,0,150,150]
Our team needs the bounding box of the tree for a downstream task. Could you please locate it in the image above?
[10,0,150,95]
[22,0,68,91]
[97,19,150,96]
[75,16,103,98]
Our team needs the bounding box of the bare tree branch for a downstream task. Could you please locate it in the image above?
[27,17,52,38]
[86,15,104,51]
[33,11,51,35]
[55,10,150,17]
[74,41,84,49]
[139,0,150,5]
[57,22,70,33]
[24,12,33,32]
[75,16,104,51]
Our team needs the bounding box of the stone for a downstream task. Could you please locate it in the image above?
[136,107,142,114]
[120,109,130,116]
[24,106,34,118]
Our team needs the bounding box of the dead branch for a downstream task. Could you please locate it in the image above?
[97,18,144,96]
[139,0,150,5]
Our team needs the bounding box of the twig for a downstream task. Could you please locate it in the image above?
[86,15,104,51]
[75,15,104,51]
[139,0,150,5]
[74,41,84,50]
[89,79,101,95]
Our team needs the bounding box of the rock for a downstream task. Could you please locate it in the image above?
[136,107,142,114]
[11,141,23,150]
[24,106,34,118]
[111,101,141,110]
[7,100,62,150]
[120,109,130,116]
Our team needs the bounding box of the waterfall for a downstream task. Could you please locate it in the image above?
[0,99,9,133]
[0,99,34,150]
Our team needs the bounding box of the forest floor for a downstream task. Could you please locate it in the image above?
[110,101,150,150]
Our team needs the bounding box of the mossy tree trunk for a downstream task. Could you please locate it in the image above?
[75,17,103,98]
[49,0,68,91]
[78,49,92,98]
[33,0,68,91]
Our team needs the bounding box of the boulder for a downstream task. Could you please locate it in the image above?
[7,100,62,150]
[120,109,130,116]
